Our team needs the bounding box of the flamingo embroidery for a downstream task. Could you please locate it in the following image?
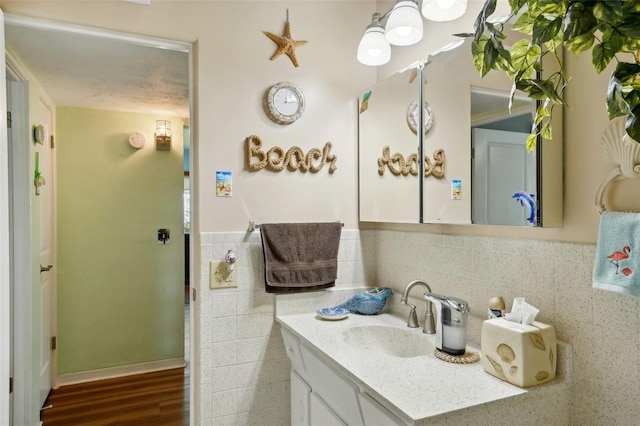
[607,246,631,275]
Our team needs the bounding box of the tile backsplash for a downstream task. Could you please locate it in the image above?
[197,229,639,425]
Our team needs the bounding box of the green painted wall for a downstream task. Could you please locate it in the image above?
[56,108,184,374]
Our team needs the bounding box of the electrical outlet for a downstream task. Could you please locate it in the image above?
[209,261,238,289]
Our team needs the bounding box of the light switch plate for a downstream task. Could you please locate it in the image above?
[209,261,238,289]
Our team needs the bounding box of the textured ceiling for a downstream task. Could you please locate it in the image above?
[5,23,189,118]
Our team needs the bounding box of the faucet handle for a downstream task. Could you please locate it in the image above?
[407,306,419,328]
[423,305,436,334]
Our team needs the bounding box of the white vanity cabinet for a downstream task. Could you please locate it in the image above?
[291,371,311,426]
[281,327,404,426]
[310,392,347,425]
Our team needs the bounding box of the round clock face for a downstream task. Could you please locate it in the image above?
[407,101,434,134]
[265,82,305,124]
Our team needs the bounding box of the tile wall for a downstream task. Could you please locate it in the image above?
[198,229,639,425]
[197,229,374,425]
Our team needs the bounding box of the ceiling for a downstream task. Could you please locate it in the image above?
[5,21,190,118]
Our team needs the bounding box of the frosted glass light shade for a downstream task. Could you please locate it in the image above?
[357,26,391,66]
[385,0,423,46]
[422,0,468,22]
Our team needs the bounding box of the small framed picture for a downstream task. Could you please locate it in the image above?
[451,179,462,200]
[216,171,232,197]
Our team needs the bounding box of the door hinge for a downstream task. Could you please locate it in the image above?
[51,336,57,350]
[9,377,13,394]
[7,111,11,129]
[50,135,55,149]
[192,288,196,302]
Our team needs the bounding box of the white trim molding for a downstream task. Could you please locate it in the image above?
[55,358,186,387]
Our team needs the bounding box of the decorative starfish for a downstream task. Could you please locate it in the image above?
[264,10,307,67]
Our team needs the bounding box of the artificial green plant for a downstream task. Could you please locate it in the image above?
[459,0,640,150]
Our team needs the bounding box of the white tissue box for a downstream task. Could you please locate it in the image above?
[481,318,556,388]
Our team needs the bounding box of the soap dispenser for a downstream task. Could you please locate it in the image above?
[424,293,470,355]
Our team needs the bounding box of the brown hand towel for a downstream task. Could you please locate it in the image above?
[260,222,342,294]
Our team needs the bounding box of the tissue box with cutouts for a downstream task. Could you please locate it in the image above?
[481,318,557,388]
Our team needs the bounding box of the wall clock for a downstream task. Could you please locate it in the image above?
[407,100,434,134]
[265,81,305,125]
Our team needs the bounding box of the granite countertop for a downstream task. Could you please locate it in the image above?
[277,312,563,423]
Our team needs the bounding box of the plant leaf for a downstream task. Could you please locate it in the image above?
[526,134,538,152]
[607,74,631,119]
[626,105,640,142]
[508,0,527,15]
[472,37,491,77]
[517,79,563,103]
[474,0,497,39]
[623,1,640,14]
[592,37,619,74]
[483,37,500,74]
[509,39,541,80]
[540,122,553,140]
[566,33,596,54]
[532,14,563,44]
[512,10,535,35]
[612,62,640,86]
[593,1,624,24]
[563,2,597,53]
[529,0,567,16]
[616,15,640,39]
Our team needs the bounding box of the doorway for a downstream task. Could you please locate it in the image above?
[5,15,194,425]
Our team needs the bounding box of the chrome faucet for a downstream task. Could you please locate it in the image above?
[400,280,435,334]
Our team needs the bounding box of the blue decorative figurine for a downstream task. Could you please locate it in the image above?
[333,287,393,315]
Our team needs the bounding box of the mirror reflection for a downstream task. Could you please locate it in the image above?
[471,88,536,226]
[358,66,420,223]
[358,35,552,227]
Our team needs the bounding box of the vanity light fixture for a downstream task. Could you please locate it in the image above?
[421,0,468,22]
[385,0,424,46]
[155,120,172,150]
[356,0,468,66]
[356,13,391,66]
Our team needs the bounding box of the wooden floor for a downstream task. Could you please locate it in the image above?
[40,367,189,425]
[42,295,190,425]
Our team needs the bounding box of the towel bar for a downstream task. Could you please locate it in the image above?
[249,220,343,232]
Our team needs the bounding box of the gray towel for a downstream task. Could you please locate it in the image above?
[260,222,341,294]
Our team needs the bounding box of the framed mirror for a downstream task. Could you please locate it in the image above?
[358,35,563,227]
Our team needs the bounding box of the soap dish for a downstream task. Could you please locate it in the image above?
[316,307,349,321]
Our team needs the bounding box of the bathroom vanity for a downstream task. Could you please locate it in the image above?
[277,312,570,426]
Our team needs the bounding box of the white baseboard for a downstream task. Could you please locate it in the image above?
[55,357,186,387]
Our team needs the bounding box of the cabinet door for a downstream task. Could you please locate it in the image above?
[310,392,347,426]
[359,392,405,426]
[291,371,310,426]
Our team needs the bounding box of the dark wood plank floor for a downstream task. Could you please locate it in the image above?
[40,367,189,425]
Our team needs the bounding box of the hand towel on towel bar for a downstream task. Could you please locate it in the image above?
[260,222,342,293]
[593,211,640,297]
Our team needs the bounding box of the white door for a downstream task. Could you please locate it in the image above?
[0,8,11,426]
[7,71,32,426]
[472,128,536,226]
[35,98,55,406]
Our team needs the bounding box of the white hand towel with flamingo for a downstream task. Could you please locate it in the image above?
[593,211,639,296]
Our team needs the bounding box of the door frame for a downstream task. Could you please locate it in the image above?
[4,13,196,426]
[7,51,33,426]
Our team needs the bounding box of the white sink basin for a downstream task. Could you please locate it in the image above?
[342,324,434,358]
